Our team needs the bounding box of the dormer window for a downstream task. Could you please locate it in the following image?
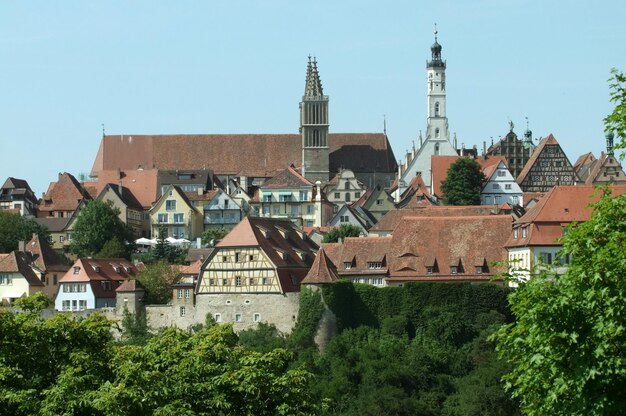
[475,266,483,274]
[367,262,382,269]
[522,226,528,238]
[513,228,519,239]
[123,266,132,273]
[344,262,352,270]
[73,266,80,275]
[427,267,434,275]
[451,266,458,274]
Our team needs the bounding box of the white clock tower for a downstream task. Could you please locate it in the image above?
[425,29,449,144]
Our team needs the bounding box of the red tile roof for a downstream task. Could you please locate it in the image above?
[302,249,339,284]
[38,173,91,214]
[0,251,44,287]
[323,237,392,275]
[91,133,397,179]
[24,234,70,273]
[116,279,145,293]
[86,169,159,209]
[262,165,313,188]
[431,155,506,199]
[60,258,138,299]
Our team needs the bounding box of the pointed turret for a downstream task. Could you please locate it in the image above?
[606,130,615,155]
[302,248,339,285]
[304,56,324,97]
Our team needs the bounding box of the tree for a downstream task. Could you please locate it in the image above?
[152,226,186,263]
[322,224,363,243]
[202,227,229,246]
[604,68,626,152]
[70,200,134,258]
[0,211,50,253]
[95,237,127,259]
[135,260,181,304]
[440,158,486,206]
[492,190,626,415]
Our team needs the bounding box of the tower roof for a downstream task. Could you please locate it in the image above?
[304,56,324,97]
[427,29,445,68]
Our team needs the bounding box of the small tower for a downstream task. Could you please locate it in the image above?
[426,27,449,143]
[300,56,330,183]
[606,130,615,155]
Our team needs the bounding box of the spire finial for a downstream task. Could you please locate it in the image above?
[509,120,514,132]
[101,123,105,137]
[434,23,438,41]
[525,116,529,130]
[383,114,387,135]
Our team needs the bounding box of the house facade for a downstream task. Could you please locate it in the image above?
[97,183,147,237]
[0,177,38,217]
[486,124,536,179]
[325,169,366,206]
[481,160,524,206]
[149,185,203,240]
[38,172,91,219]
[327,204,374,235]
[22,234,70,300]
[0,251,44,305]
[55,258,138,311]
[187,189,243,231]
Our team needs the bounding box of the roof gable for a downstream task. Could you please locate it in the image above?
[262,166,313,188]
[302,249,339,284]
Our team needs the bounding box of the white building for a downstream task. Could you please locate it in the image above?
[481,160,524,206]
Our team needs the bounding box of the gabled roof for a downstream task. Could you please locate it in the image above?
[396,174,436,208]
[574,152,596,173]
[516,134,579,187]
[329,204,371,230]
[116,279,145,293]
[39,172,92,213]
[261,165,313,188]
[150,185,197,213]
[60,258,138,283]
[387,215,511,280]
[98,183,144,211]
[302,249,339,284]
[581,152,626,185]
[431,155,506,199]
[24,234,69,273]
[86,169,159,209]
[0,251,44,287]
[2,177,31,190]
[157,169,215,194]
[32,216,74,233]
[323,237,392,274]
[91,133,397,179]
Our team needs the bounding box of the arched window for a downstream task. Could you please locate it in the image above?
[435,102,440,117]
[435,128,440,139]
[435,143,440,155]
[312,130,319,147]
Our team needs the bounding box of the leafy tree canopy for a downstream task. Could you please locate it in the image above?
[492,189,626,415]
[441,158,486,206]
[604,68,626,153]
[201,227,229,246]
[69,199,135,258]
[323,223,363,243]
[151,226,187,263]
[135,260,181,304]
[0,211,50,252]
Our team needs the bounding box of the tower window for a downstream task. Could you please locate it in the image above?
[435,102,440,117]
[435,143,440,155]
[435,128,440,139]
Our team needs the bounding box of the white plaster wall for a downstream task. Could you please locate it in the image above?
[54,283,95,311]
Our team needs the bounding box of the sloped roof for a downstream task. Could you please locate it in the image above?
[116,279,145,293]
[302,249,339,284]
[179,259,203,276]
[39,172,91,213]
[33,216,73,233]
[387,215,511,280]
[98,183,144,211]
[25,234,69,273]
[2,177,32,191]
[371,205,503,233]
[0,251,43,287]
[262,165,313,188]
[396,175,436,208]
[86,169,159,209]
[516,134,574,185]
[60,258,138,299]
[91,133,397,179]
[431,155,506,199]
[323,237,392,274]
[574,152,596,173]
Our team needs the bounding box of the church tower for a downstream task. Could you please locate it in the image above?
[300,56,330,183]
[425,29,449,144]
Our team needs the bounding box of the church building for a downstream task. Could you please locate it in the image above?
[396,30,458,197]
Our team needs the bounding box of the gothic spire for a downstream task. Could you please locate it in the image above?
[304,55,324,97]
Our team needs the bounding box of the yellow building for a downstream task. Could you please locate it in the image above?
[149,185,203,240]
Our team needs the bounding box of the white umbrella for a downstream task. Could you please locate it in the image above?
[135,237,154,246]
[165,236,179,244]
[175,238,191,245]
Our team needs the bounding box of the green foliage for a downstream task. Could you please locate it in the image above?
[135,260,181,304]
[95,237,127,259]
[492,190,626,415]
[604,68,626,154]
[289,287,326,352]
[0,211,50,253]
[440,158,486,205]
[151,226,187,263]
[13,292,52,312]
[238,322,287,353]
[201,227,229,246]
[69,199,135,258]
[322,224,363,243]
[120,306,150,345]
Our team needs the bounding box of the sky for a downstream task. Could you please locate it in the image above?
[1,1,625,195]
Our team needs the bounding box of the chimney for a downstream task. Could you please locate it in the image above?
[18,241,25,252]
[197,186,203,196]
[483,141,487,159]
[118,181,123,196]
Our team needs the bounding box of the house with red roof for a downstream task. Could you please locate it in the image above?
[505,185,626,279]
[0,251,44,305]
[149,184,203,240]
[0,177,38,217]
[54,258,138,311]
[194,217,318,333]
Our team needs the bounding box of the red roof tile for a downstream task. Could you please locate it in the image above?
[302,249,339,284]
[38,173,91,214]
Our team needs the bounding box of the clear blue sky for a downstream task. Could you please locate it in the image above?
[2,1,625,195]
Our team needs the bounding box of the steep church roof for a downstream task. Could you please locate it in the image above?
[302,248,339,284]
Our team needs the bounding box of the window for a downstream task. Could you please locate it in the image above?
[166,200,176,211]
[72,300,77,310]
[79,300,87,311]
[273,205,280,215]
[434,101,440,116]
[344,262,352,270]
[173,213,184,223]
[249,277,254,285]
[222,255,228,262]
[235,252,241,262]
[307,205,314,214]
[435,129,440,140]
[235,314,242,322]
[513,228,519,239]
[505,184,512,190]
[426,267,434,275]
[102,281,112,291]
[376,199,384,206]
[344,182,351,190]
[263,194,272,203]
[235,276,241,286]
[334,192,340,199]
[62,300,70,311]
[513,196,519,205]
[279,194,292,202]
[475,266,483,274]
[299,191,308,201]
[497,170,506,177]
[451,266,458,274]
[185,289,190,299]
[539,252,553,264]
[340,215,349,223]
[180,306,186,317]
[177,289,183,299]
[222,278,229,286]
[59,235,65,243]
[367,262,382,269]
[158,213,168,223]
[53,274,58,285]
[262,277,268,285]
[254,313,261,322]
[73,266,80,275]
[355,192,360,199]
[0,274,12,285]
[248,254,254,261]
[209,278,215,286]
[492,183,500,189]
[522,227,528,238]
[345,193,351,202]
[224,199,229,209]
[214,313,222,322]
